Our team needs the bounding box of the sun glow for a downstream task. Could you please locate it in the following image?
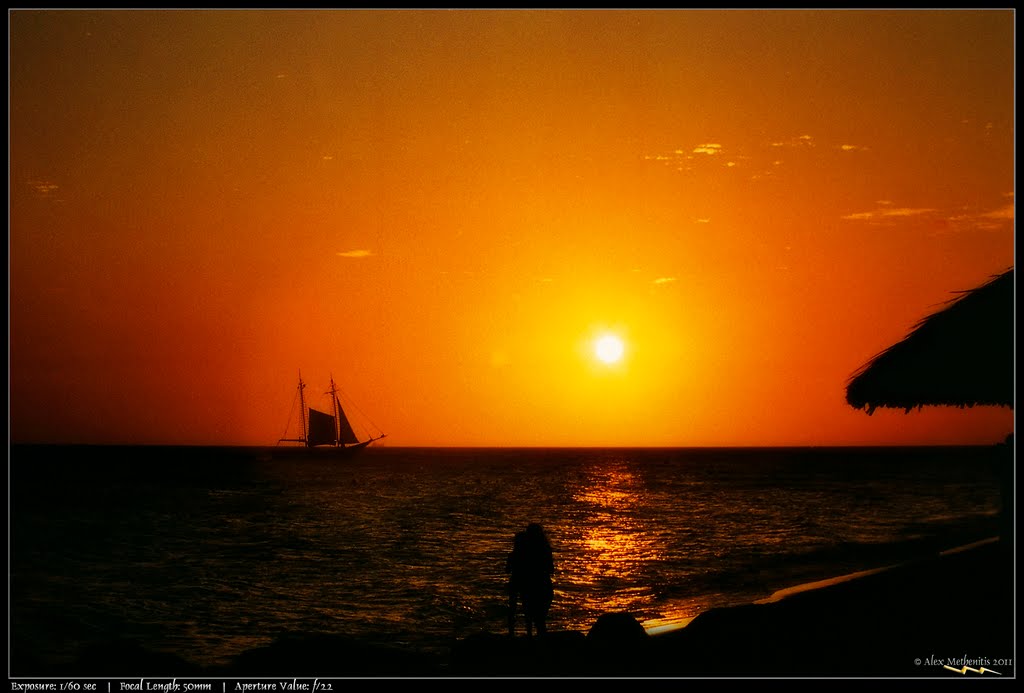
[594,334,625,364]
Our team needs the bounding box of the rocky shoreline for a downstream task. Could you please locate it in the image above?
[14,539,1014,679]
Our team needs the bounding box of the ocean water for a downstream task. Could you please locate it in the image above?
[9,445,1004,673]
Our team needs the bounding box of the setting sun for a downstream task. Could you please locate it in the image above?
[595,334,626,364]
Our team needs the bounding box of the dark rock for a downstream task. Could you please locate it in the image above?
[584,613,653,676]
[587,612,649,647]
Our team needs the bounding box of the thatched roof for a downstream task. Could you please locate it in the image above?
[846,268,1014,415]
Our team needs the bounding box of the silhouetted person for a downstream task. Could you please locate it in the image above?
[505,523,554,638]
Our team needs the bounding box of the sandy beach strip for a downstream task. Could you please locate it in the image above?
[639,536,1014,677]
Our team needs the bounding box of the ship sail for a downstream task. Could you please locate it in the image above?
[334,396,360,445]
[307,407,338,447]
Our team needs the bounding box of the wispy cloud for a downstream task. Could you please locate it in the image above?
[981,204,1014,220]
[843,198,1013,233]
[28,180,60,197]
[645,132,876,181]
[692,143,722,155]
[337,249,373,258]
[769,135,815,148]
[842,207,936,221]
[880,208,937,217]
[653,277,677,285]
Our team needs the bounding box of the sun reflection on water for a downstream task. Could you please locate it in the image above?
[556,461,680,629]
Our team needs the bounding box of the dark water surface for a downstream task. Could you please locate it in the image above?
[10,445,1002,672]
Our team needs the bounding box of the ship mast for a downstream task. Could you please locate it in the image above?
[298,371,309,446]
[278,371,312,447]
[329,375,340,447]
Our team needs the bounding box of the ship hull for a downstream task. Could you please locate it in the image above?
[269,439,374,461]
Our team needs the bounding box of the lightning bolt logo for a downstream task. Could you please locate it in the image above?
[943,665,1002,675]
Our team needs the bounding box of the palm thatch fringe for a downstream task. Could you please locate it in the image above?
[846,268,1014,415]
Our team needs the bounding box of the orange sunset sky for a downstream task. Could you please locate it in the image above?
[9,9,1015,447]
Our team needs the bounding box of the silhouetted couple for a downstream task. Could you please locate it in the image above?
[506,523,554,638]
